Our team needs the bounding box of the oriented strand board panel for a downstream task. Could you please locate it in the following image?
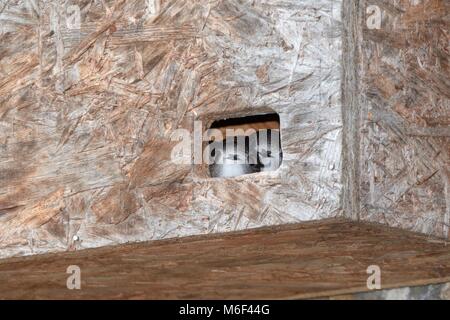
[0,219,449,299]
[357,0,450,238]
[342,0,449,238]
[0,0,343,258]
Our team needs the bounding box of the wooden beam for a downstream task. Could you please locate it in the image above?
[0,218,449,299]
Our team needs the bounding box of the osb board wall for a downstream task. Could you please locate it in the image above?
[0,0,343,258]
[351,0,449,238]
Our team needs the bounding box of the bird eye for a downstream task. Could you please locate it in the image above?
[259,149,272,157]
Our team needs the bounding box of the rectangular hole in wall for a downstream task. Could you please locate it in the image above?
[205,113,282,178]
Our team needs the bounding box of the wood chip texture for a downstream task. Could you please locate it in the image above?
[0,0,343,258]
[354,0,450,238]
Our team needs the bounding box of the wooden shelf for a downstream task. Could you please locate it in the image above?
[0,218,449,299]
